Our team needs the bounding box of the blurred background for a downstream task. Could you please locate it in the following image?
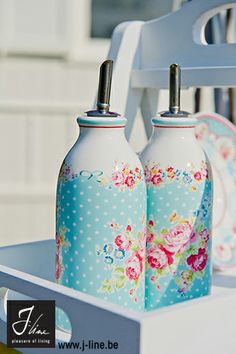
[0,0,235,247]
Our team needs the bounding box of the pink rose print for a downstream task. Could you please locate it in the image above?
[125,175,135,188]
[146,208,211,295]
[200,228,210,242]
[190,231,197,243]
[56,232,60,246]
[58,162,79,182]
[147,245,174,269]
[110,164,142,190]
[135,167,142,179]
[55,254,62,280]
[147,220,155,242]
[126,224,132,232]
[114,234,123,248]
[167,167,175,179]
[55,232,62,280]
[114,234,131,251]
[129,288,135,296]
[149,220,154,227]
[147,232,154,243]
[138,232,146,258]
[97,219,146,302]
[144,160,209,189]
[55,227,70,281]
[125,252,143,280]
[202,168,208,178]
[151,174,162,186]
[112,171,125,187]
[187,248,208,272]
[164,222,192,253]
[194,171,202,181]
[144,169,152,183]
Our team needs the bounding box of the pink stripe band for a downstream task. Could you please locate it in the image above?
[79,125,126,128]
[153,125,195,128]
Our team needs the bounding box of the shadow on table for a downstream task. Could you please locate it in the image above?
[213,272,236,289]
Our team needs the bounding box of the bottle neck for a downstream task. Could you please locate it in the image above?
[77,115,127,140]
[79,125,126,139]
[151,116,197,141]
[152,125,196,140]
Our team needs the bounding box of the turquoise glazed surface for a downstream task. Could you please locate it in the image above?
[195,113,236,270]
[77,116,127,127]
[152,116,197,127]
[56,161,146,330]
[144,160,213,310]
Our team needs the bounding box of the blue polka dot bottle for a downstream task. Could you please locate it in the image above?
[55,61,146,330]
[140,64,213,310]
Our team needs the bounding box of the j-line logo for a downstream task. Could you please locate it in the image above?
[7,300,55,348]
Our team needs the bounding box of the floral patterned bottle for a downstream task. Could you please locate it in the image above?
[56,61,146,329]
[140,64,213,310]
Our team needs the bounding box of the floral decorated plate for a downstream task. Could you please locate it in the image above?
[195,112,236,271]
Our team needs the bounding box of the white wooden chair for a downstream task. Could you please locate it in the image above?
[107,0,236,139]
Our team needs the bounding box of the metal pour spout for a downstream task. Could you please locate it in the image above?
[97,60,113,114]
[169,63,180,114]
[86,60,119,117]
[160,63,189,117]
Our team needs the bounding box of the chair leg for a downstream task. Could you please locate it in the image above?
[107,21,144,138]
[124,87,143,141]
[140,88,159,139]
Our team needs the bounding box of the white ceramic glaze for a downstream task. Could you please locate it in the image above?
[140,116,213,310]
[66,116,142,173]
[141,117,205,168]
[55,115,147,330]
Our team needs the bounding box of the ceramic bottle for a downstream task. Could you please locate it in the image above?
[55,61,146,325]
[140,64,213,310]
